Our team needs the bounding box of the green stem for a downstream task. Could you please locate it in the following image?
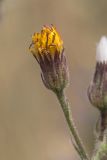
[91,111,107,160]
[91,140,107,160]
[55,90,89,160]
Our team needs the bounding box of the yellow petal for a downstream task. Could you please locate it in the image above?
[30,25,63,56]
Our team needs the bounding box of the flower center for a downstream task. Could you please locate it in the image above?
[30,25,63,55]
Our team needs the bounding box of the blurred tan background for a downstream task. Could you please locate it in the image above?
[0,0,107,160]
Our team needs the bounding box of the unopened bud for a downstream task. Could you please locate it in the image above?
[88,36,107,111]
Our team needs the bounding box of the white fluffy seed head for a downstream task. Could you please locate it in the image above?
[96,36,107,63]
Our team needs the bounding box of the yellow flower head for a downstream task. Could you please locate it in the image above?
[30,25,63,56]
[29,25,69,92]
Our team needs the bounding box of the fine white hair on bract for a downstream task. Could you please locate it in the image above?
[96,36,107,62]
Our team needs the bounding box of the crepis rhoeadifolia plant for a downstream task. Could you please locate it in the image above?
[29,25,107,160]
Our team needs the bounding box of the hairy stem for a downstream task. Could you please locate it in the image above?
[55,90,89,160]
[92,111,107,160]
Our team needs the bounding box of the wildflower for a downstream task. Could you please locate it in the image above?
[29,25,69,92]
[88,36,107,111]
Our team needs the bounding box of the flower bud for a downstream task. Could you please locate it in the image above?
[29,25,69,92]
[88,36,107,111]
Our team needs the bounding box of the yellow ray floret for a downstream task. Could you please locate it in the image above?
[30,25,63,55]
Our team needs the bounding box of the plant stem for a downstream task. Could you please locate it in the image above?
[55,90,89,160]
[91,111,107,160]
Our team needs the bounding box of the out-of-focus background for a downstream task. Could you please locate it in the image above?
[0,0,107,160]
